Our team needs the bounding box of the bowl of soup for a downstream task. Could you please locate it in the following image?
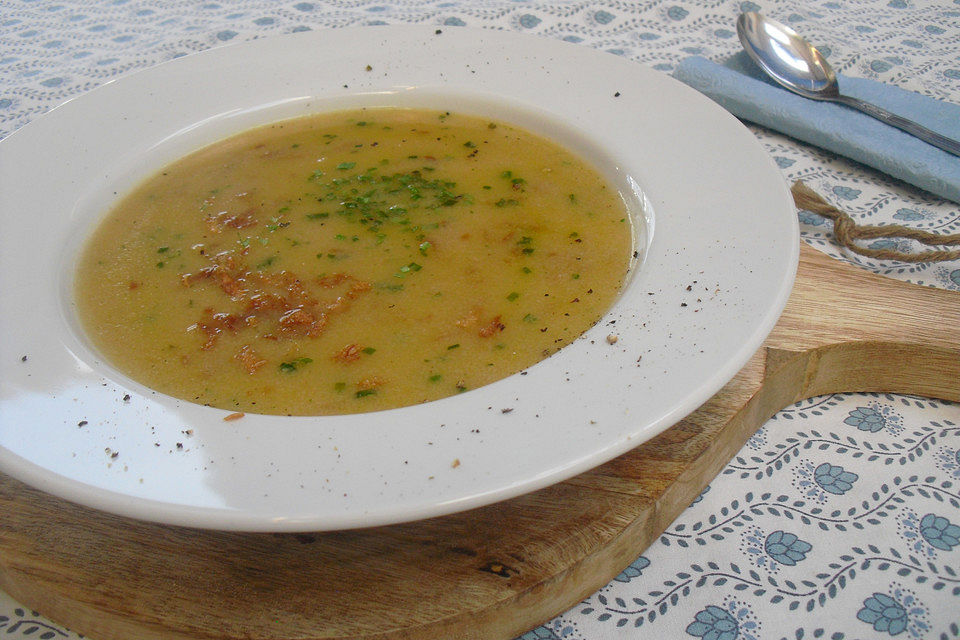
[0,26,797,531]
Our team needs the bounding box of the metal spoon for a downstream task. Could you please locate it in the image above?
[736,11,960,157]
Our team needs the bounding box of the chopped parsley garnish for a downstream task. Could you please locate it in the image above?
[255,256,278,270]
[266,217,289,232]
[396,262,422,277]
[279,357,313,373]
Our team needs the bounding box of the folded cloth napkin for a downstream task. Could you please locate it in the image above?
[673,52,960,204]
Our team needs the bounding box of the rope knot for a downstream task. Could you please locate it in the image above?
[791,180,960,263]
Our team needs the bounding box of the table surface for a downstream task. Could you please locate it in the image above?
[1,1,958,639]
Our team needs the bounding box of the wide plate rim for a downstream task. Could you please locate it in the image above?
[0,25,798,531]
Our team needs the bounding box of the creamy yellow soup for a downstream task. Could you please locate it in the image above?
[75,108,634,415]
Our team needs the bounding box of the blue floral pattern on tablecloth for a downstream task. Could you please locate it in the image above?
[2,1,959,638]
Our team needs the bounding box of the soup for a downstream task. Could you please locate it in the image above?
[75,108,634,415]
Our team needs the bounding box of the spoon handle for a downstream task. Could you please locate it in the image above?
[834,94,960,158]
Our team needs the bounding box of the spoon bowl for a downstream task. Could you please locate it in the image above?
[737,12,837,100]
[736,11,960,157]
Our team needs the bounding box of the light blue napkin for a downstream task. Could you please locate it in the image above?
[673,52,960,204]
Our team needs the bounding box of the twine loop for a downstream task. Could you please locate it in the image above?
[791,180,960,263]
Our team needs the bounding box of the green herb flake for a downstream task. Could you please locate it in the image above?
[361,347,377,355]
[447,343,460,350]
[506,292,520,302]
[523,313,538,323]
[279,357,313,373]
[334,381,347,392]
[266,217,288,232]
[306,212,329,219]
[355,389,377,398]
[429,374,442,382]
[256,255,278,270]
[336,162,357,171]
[157,246,169,254]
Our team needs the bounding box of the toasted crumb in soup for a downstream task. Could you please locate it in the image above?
[74,108,634,415]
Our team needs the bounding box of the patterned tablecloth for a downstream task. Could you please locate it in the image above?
[1,1,959,639]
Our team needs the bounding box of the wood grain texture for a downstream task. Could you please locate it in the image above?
[1,243,958,640]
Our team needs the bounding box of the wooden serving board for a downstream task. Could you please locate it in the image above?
[1,242,958,640]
